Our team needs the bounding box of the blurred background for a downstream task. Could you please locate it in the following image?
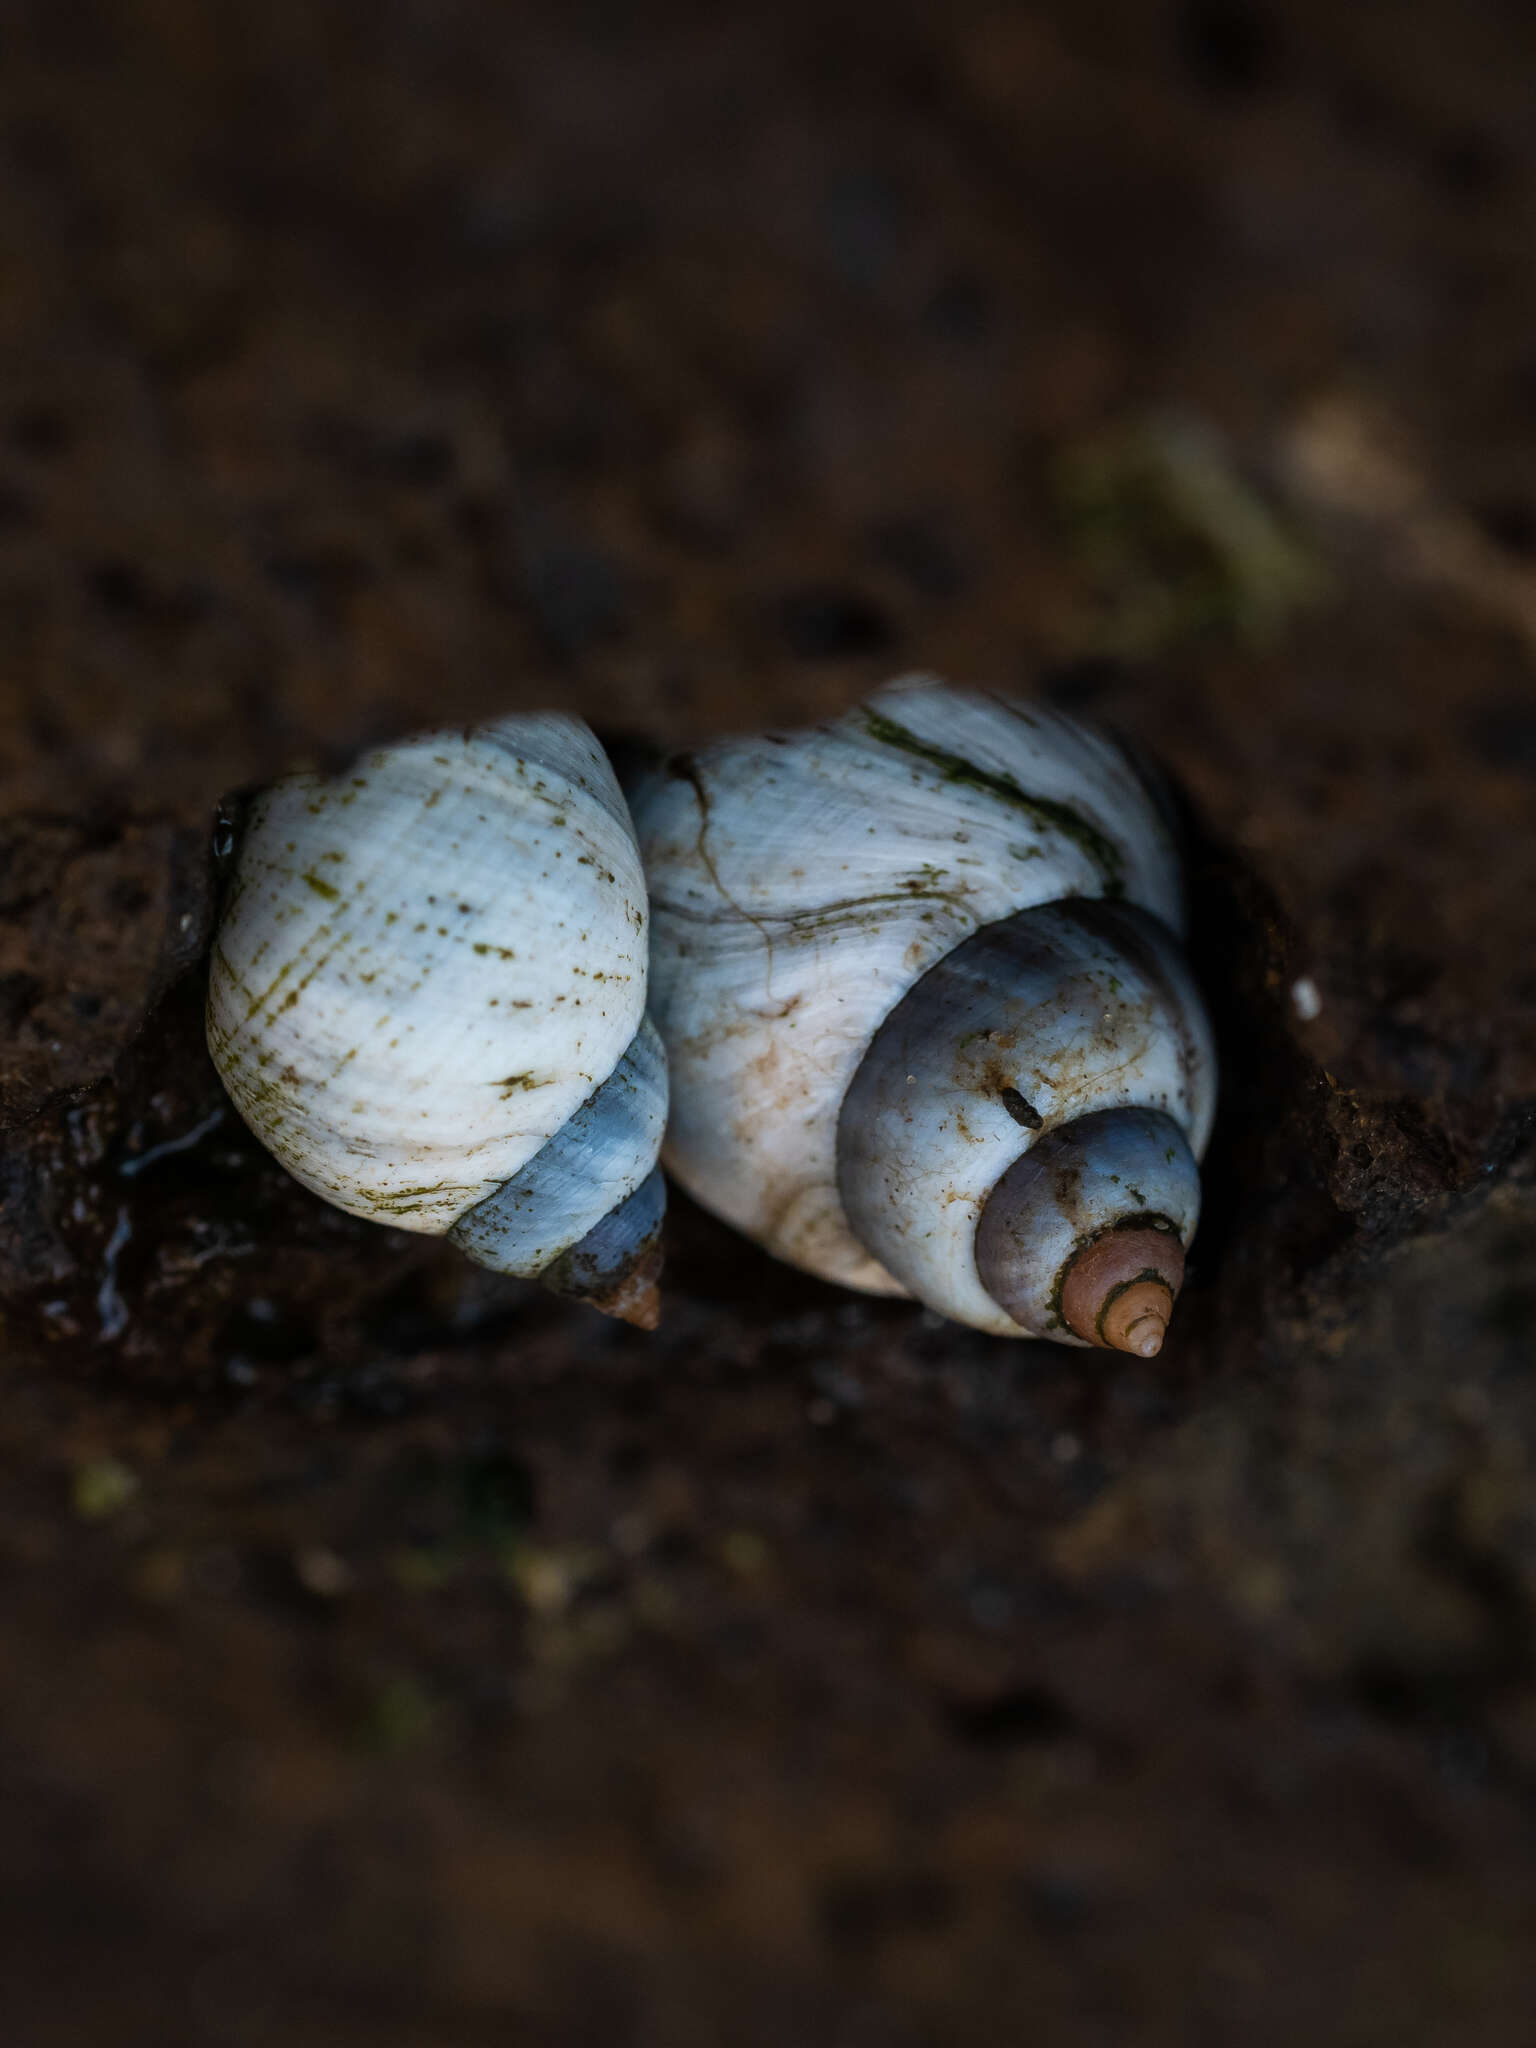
[1,1,1534,2042]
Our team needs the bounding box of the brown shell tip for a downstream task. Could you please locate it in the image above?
[1060,1227,1186,1355]
[607,1273,662,1331]
[581,1244,663,1329]
[1103,1280,1171,1356]
[538,1227,663,1329]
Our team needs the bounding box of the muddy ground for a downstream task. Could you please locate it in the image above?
[2,1,1535,2041]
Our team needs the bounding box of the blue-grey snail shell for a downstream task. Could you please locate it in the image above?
[206,714,667,1325]
[631,678,1215,1352]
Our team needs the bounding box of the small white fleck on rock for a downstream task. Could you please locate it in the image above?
[295,1546,354,1599]
[1290,976,1323,1022]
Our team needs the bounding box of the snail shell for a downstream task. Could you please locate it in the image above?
[632,678,1215,1349]
[207,714,667,1325]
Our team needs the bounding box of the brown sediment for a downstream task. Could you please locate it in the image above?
[1060,1226,1186,1354]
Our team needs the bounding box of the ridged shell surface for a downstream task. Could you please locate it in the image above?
[208,715,648,1233]
[632,678,1185,1295]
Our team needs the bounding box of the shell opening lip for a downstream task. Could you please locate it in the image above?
[1059,1226,1186,1355]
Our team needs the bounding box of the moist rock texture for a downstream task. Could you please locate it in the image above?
[1,2,1535,2043]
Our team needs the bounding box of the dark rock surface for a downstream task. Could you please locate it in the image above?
[1,1,1534,2041]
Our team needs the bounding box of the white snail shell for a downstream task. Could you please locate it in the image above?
[632,678,1216,1349]
[207,714,667,1325]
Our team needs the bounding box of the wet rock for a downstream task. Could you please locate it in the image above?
[0,816,214,1130]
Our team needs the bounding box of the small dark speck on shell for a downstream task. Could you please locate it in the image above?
[999,1086,1044,1130]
